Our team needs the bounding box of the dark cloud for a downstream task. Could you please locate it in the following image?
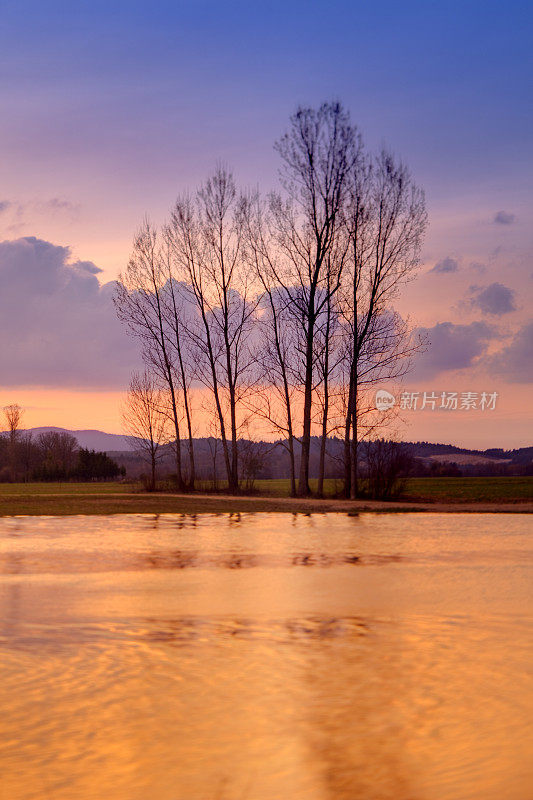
[0,201,11,214]
[493,210,516,225]
[411,321,496,380]
[430,256,459,274]
[0,236,142,388]
[488,323,533,384]
[469,282,516,315]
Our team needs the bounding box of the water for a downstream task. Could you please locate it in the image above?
[0,512,531,800]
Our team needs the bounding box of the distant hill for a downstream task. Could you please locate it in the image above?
[14,427,134,452]
[2,429,531,477]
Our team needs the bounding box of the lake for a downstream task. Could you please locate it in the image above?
[0,512,531,800]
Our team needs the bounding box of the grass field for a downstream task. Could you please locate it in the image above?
[404,476,533,503]
[0,476,530,516]
[0,481,136,496]
[199,476,533,502]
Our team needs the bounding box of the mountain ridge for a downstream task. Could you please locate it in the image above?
[7,427,133,452]
[4,427,531,462]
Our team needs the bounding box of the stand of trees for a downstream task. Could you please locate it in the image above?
[0,405,123,482]
[115,101,427,496]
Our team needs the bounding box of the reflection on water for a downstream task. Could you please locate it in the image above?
[0,513,531,800]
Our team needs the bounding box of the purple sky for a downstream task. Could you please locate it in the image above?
[0,0,531,446]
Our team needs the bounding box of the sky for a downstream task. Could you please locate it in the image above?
[0,0,532,447]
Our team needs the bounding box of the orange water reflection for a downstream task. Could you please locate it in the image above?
[0,512,531,800]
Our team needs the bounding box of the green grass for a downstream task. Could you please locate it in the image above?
[247,476,533,503]
[0,476,530,516]
[256,476,532,503]
[404,476,533,503]
[0,493,255,516]
[191,478,344,498]
[253,478,343,497]
[0,481,137,496]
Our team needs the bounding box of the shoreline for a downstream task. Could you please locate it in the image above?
[0,490,531,516]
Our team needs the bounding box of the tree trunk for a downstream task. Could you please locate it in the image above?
[176,338,195,489]
[229,383,239,493]
[317,402,328,496]
[211,380,232,488]
[150,450,156,492]
[282,364,296,497]
[317,294,331,497]
[212,441,218,490]
[343,383,353,499]
[297,317,315,496]
[185,414,195,490]
[288,435,296,497]
[350,379,359,499]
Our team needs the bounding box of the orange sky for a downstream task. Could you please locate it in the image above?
[2,377,530,450]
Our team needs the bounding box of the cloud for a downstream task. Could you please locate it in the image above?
[469,261,487,274]
[469,282,516,315]
[430,256,459,274]
[75,260,103,275]
[0,198,80,231]
[35,198,81,218]
[0,236,142,388]
[488,323,533,384]
[493,210,516,225]
[410,320,496,380]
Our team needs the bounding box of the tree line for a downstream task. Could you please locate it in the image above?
[0,404,123,482]
[116,101,427,497]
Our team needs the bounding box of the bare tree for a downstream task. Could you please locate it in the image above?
[159,237,197,488]
[267,102,361,495]
[115,222,189,491]
[3,403,22,442]
[122,371,169,491]
[339,149,427,497]
[242,202,301,495]
[168,166,258,493]
[3,404,23,481]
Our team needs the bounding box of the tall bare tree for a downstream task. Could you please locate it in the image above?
[243,199,301,495]
[168,166,257,493]
[340,149,427,497]
[115,222,189,490]
[159,237,197,488]
[122,371,168,491]
[268,102,362,495]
